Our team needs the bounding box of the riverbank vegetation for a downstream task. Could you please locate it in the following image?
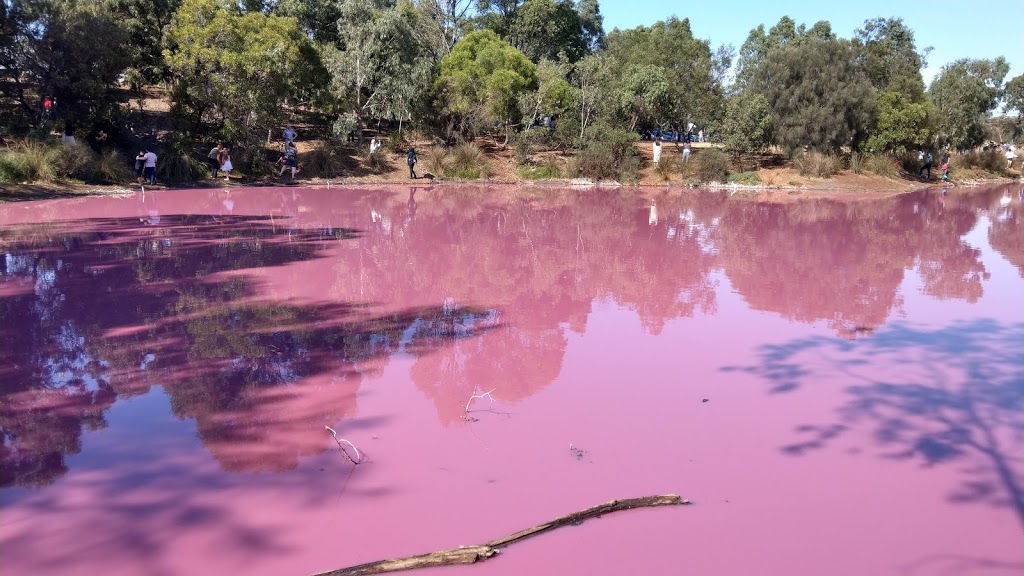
[1,1,1021,191]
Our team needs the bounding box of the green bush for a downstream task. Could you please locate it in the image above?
[573,123,641,181]
[518,155,562,179]
[793,150,840,177]
[156,148,206,182]
[726,171,761,185]
[0,141,56,183]
[695,147,730,182]
[49,143,97,180]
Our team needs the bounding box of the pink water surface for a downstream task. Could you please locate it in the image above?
[1,184,1022,576]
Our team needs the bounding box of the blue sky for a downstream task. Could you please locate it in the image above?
[599,0,1023,87]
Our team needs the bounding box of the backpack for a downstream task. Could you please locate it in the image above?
[926,152,933,164]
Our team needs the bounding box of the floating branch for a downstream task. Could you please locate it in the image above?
[462,388,496,420]
[325,426,363,465]
[312,494,690,576]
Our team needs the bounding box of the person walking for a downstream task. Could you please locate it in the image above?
[207,143,223,178]
[277,141,298,178]
[919,150,933,179]
[282,123,297,145]
[142,146,157,184]
[682,140,691,163]
[407,147,417,179]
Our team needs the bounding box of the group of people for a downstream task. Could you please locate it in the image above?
[651,138,692,166]
[917,149,951,181]
[206,144,233,180]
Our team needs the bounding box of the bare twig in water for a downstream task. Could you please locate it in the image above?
[312,494,690,576]
[462,388,496,419]
[325,426,363,465]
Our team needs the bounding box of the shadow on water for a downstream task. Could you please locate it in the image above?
[0,214,499,487]
[727,319,1024,532]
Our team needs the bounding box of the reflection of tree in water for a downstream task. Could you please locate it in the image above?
[732,320,1024,531]
[989,193,1024,276]
[0,215,496,485]
[713,189,994,332]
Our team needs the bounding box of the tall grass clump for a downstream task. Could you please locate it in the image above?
[445,142,490,179]
[156,148,206,182]
[93,149,133,183]
[518,155,562,179]
[793,150,840,177]
[0,141,57,183]
[572,123,641,181]
[654,155,680,181]
[49,143,98,180]
[302,142,347,178]
[424,148,448,178]
[365,150,392,174]
[849,152,864,174]
[696,147,730,182]
[865,154,899,178]
[959,149,1007,173]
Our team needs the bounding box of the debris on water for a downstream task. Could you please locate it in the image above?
[702,398,709,403]
[569,442,586,460]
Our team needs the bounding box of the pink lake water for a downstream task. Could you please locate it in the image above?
[0,184,1022,576]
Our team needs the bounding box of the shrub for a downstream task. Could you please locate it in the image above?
[654,155,680,181]
[573,123,641,181]
[49,143,98,181]
[156,148,206,182]
[865,154,899,178]
[302,142,347,178]
[93,150,133,183]
[445,142,490,179]
[365,150,392,174]
[849,152,864,175]
[0,141,56,183]
[696,147,730,182]
[424,148,448,178]
[518,155,562,179]
[793,150,840,178]
[959,149,1006,173]
[726,171,761,185]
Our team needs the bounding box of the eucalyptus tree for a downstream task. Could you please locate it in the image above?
[928,57,1009,149]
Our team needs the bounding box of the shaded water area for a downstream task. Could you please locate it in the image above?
[1,184,1022,576]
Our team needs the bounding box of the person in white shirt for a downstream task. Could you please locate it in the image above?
[652,139,662,166]
[142,146,157,184]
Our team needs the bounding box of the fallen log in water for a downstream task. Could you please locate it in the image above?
[312,494,691,576]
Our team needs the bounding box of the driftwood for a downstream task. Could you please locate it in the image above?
[312,494,690,576]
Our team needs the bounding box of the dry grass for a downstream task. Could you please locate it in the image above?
[793,150,841,178]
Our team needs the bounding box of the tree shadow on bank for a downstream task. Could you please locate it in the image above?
[725,319,1024,532]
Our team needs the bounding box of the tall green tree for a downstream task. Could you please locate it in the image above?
[435,29,537,141]
[754,37,874,153]
[1002,73,1024,139]
[164,0,323,147]
[866,90,931,154]
[1,0,130,131]
[928,57,1009,149]
[720,92,772,162]
[853,17,928,101]
[735,16,833,91]
[323,0,432,138]
[508,0,585,63]
[605,17,724,130]
[104,0,182,87]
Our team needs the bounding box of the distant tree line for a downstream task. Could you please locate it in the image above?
[2,1,1023,165]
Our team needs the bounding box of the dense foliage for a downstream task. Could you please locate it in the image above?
[0,2,1020,172]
